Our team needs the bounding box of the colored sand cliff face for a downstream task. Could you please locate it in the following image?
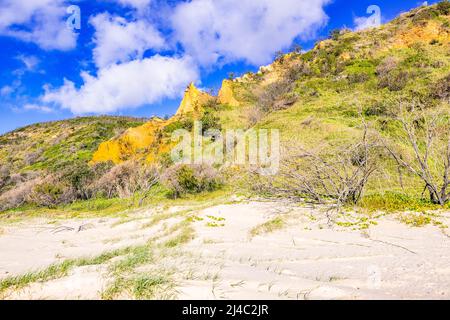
[218,80,240,107]
[91,81,241,164]
[176,83,214,117]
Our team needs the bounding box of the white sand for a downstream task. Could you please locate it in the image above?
[0,200,449,300]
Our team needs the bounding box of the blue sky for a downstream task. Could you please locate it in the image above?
[0,0,437,134]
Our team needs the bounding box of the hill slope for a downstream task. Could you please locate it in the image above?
[0,2,449,213]
[0,116,147,195]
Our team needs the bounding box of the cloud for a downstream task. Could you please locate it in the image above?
[354,5,382,31]
[23,103,54,113]
[90,13,165,68]
[171,0,330,66]
[42,55,199,114]
[115,0,153,11]
[1,86,14,96]
[0,0,77,50]
[16,55,40,71]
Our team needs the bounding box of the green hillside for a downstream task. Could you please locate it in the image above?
[0,116,147,199]
[0,2,449,215]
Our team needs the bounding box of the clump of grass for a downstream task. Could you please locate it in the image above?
[250,217,284,237]
[103,273,173,300]
[0,260,74,294]
[133,275,171,299]
[111,246,153,274]
[163,226,195,248]
[0,246,135,295]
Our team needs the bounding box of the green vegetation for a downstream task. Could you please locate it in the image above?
[359,192,450,213]
[1,3,450,218]
[250,217,285,237]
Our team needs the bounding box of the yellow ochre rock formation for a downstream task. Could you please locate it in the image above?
[91,117,167,164]
[91,82,220,165]
[176,82,213,117]
[218,80,240,107]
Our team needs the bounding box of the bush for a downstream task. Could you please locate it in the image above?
[0,178,42,211]
[257,79,297,113]
[162,164,222,198]
[200,110,222,133]
[0,165,10,190]
[246,105,264,127]
[285,62,312,82]
[27,176,76,208]
[437,1,450,15]
[378,70,410,91]
[431,75,450,100]
[163,118,194,134]
[346,60,376,84]
[376,56,398,75]
[91,161,159,199]
[60,162,104,200]
[364,101,392,117]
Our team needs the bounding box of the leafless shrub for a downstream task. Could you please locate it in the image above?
[376,56,412,91]
[384,101,450,205]
[162,164,222,198]
[0,177,42,211]
[246,105,264,127]
[91,161,159,199]
[0,165,10,190]
[431,75,450,102]
[24,149,43,166]
[257,80,298,113]
[285,61,312,82]
[265,119,380,210]
[378,70,410,91]
[376,56,399,77]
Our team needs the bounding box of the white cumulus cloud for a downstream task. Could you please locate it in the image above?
[0,0,77,50]
[42,55,199,114]
[115,0,152,11]
[90,13,165,68]
[171,0,330,66]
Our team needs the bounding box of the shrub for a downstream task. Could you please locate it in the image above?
[257,79,297,113]
[0,165,10,190]
[346,60,376,84]
[246,105,264,127]
[348,72,370,84]
[27,177,76,208]
[376,56,398,77]
[163,118,194,134]
[364,101,392,117]
[437,0,450,15]
[162,164,222,198]
[0,178,42,211]
[285,62,312,82]
[431,75,450,101]
[24,149,43,166]
[60,162,102,200]
[200,110,222,133]
[378,70,410,91]
[92,161,159,199]
[330,29,342,41]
